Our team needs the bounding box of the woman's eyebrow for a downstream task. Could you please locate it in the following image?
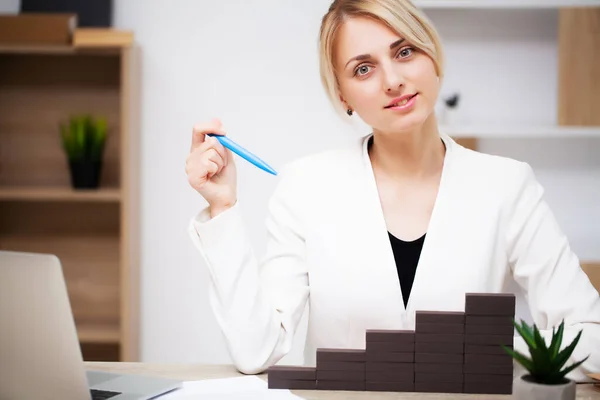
[344,38,406,69]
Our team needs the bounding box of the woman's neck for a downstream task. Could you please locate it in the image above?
[369,114,445,180]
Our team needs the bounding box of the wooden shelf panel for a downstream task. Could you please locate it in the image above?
[0,45,124,55]
[0,187,120,202]
[0,29,132,55]
[78,322,120,344]
[443,125,600,138]
[0,201,119,236]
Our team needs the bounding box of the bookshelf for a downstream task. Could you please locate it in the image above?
[415,0,600,8]
[445,7,600,290]
[0,29,140,362]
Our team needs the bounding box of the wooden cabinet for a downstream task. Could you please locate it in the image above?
[0,30,140,362]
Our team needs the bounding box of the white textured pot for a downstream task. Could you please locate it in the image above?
[439,107,461,126]
[513,375,576,400]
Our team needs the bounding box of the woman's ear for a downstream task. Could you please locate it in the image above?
[339,94,350,108]
[339,94,353,115]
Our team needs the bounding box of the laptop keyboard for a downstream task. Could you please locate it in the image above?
[91,389,121,399]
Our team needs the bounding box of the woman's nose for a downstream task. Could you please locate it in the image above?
[382,64,405,93]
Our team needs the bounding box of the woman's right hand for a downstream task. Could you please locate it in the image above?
[186,118,237,217]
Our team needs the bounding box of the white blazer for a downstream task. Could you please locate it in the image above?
[188,131,600,381]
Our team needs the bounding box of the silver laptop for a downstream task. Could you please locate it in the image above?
[0,250,182,400]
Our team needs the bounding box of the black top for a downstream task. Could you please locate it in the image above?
[388,232,426,308]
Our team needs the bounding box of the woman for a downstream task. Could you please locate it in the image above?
[185,0,600,380]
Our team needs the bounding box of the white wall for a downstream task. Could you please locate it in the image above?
[0,0,19,13]
[111,1,600,365]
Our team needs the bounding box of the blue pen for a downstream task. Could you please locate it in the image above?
[207,133,277,176]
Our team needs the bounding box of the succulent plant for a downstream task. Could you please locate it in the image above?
[60,114,108,162]
[503,319,589,385]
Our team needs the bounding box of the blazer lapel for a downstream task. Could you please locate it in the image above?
[404,133,457,320]
[357,133,458,326]
[357,134,408,314]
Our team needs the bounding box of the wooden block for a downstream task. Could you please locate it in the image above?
[317,361,365,371]
[366,351,414,363]
[316,348,366,362]
[466,315,514,326]
[366,369,414,382]
[267,365,316,380]
[316,380,365,391]
[366,329,415,342]
[466,323,514,335]
[465,353,513,366]
[366,381,414,392]
[415,372,463,383]
[416,322,465,334]
[465,333,513,346]
[464,381,513,394]
[465,344,512,355]
[366,362,415,374]
[366,341,415,352]
[464,373,514,384]
[415,311,465,324]
[465,293,516,316]
[415,363,464,374]
[317,369,365,381]
[268,379,317,390]
[415,353,463,364]
[464,363,513,375]
[415,333,464,344]
[415,381,463,393]
[415,342,464,354]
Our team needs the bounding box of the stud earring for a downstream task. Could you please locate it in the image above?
[347,108,353,116]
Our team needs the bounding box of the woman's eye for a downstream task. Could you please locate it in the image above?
[398,47,414,58]
[355,65,371,76]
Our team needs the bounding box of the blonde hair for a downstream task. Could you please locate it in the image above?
[319,0,445,117]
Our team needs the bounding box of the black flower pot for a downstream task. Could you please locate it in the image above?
[68,160,102,189]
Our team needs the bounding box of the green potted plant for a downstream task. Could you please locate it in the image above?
[503,319,590,400]
[60,114,108,189]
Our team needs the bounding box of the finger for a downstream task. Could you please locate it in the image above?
[205,136,228,167]
[191,118,226,150]
[204,159,219,179]
[195,136,225,160]
[204,148,225,174]
[196,136,229,168]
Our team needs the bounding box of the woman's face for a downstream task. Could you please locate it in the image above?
[334,16,440,135]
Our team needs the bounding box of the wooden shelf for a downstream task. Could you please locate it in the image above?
[0,33,140,363]
[0,28,132,55]
[416,0,600,8]
[0,187,121,202]
[443,125,600,138]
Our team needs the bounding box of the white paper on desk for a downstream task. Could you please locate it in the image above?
[160,375,305,399]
